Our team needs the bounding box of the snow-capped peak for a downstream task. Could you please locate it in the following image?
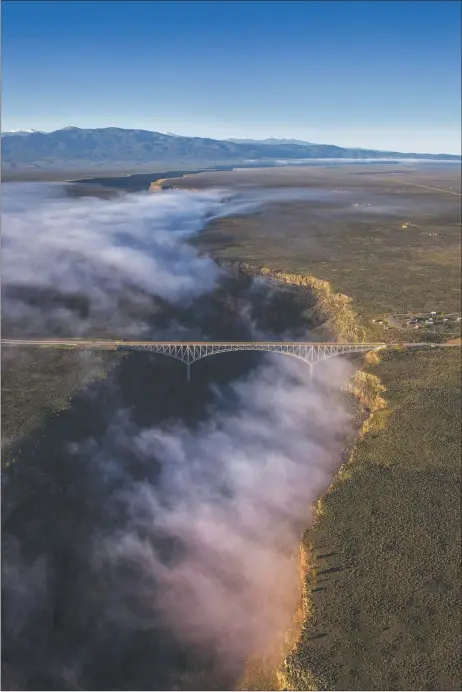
[1,128,44,137]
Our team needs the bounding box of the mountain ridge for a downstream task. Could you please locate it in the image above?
[227,137,314,146]
[2,126,459,173]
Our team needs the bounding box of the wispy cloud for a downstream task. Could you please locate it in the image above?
[2,183,231,336]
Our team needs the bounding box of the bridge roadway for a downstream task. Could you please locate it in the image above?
[0,337,414,382]
[1,338,387,349]
[2,338,458,380]
[2,337,390,379]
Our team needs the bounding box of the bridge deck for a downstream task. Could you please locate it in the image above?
[5,338,453,382]
[1,338,386,347]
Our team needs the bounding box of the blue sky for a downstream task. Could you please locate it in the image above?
[2,0,461,153]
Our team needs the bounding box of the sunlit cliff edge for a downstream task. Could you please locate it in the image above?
[277,355,388,691]
[228,263,388,690]
[237,264,460,690]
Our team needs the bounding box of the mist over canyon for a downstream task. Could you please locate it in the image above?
[2,181,355,690]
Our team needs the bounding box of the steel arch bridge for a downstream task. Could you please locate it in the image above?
[118,341,386,380]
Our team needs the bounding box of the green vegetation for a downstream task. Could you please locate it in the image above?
[281,348,461,690]
[1,348,120,458]
[200,211,461,319]
[186,165,461,690]
[191,166,461,320]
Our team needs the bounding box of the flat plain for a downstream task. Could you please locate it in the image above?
[172,164,461,319]
[284,347,461,691]
[171,163,462,690]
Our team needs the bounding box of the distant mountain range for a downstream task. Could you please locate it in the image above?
[2,126,459,174]
[227,137,313,146]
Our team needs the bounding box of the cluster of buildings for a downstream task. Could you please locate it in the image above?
[372,312,461,332]
[407,312,461,328]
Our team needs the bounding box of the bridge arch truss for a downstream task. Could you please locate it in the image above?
[118,342,384,380]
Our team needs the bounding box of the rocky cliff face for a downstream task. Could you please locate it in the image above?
[148,178,201,193]
[148,182,164,192]
[219,261,367,343]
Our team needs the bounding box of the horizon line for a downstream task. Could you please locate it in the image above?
[2,126,461,157]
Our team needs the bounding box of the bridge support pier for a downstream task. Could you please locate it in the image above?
[186,363,191,382]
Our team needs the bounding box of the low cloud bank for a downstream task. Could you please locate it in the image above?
[2,355,353,688]
[3,181,354,338]
[84,356,351,681]
[2,180,355,688]
[2,183,232,337]
[2,182,334,338]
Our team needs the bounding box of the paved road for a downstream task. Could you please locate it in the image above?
[1,338,460,350]
[1,338,385,349]
[402,341,461,348]
[1,338,120,350]
[376,177,462,197]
